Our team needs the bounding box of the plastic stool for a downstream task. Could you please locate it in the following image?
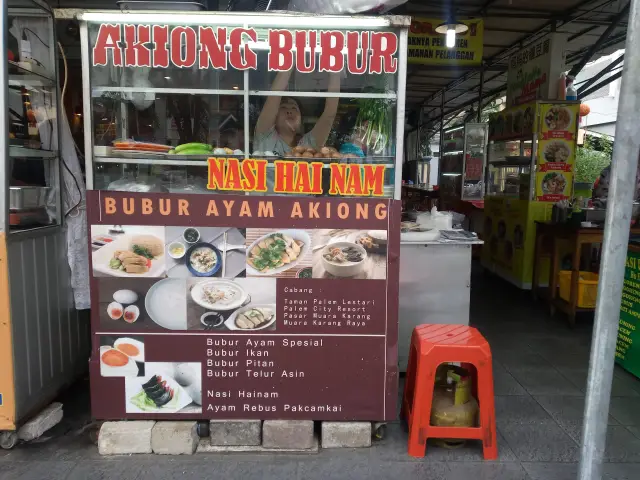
[401,324,498,459]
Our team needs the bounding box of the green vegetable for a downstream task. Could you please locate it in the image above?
[168,149,175,154]
[132,244,154,259]
[177,148,213,156]
[354,95,393,154]
[129,389,180,412]
[109,258,122,269]
[175,142,211,153]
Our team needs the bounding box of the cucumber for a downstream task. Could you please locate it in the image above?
[177,148,213,156]
[175,143,211,153]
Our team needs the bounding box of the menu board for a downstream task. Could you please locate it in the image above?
[616,248,640,379]
[88,191,400,420]
[535,103,579,202]
[488,102,536,141]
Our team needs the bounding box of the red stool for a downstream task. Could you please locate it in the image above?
[401,324,498,459]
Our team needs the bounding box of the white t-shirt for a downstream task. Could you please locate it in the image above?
[253,126,317,193]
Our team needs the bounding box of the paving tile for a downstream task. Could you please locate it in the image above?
[626,425,640,439]
[495,395,554,425]
[0,460,75,480]
[494,352,552,371]
[499,422,579,462]
[67,459,149,480]
[603,426,640,463]
[442,462,531,480]
[534,395,618,427]
[299,459,449,480]
[603,463,640,479]
[493,363,528,396]
[524,462,640,480]
[508,367,583,396]
[139,458,299,480]
[558,367,640,397]
[521,462,577,480]
[609,397,640,425]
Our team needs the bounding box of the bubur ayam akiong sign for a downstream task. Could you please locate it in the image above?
[88,21,401,421]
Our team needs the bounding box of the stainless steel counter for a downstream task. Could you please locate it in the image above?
[398,238,481,371]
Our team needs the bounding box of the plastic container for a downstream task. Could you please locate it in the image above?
[558,271,599,308]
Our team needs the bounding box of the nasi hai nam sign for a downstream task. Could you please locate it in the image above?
[92,24,399,74]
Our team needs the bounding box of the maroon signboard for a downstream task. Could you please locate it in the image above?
[88,191,400,420]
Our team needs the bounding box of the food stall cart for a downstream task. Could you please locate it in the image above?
[0,0,87,448]
[79,10,409,422]
[439,123,489,211]
[481,101,580,289]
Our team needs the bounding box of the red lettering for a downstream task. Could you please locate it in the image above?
[198,26,227,70]
[268,30,293,71]
[93,24,122,67]
[124,25,151,67]
[370,32,397,74]
[229,28,257,70]
[171,26,197,68]
[294,30,317,73]
[319,31,344,73]
[346,31,369,75]
[152,25,169,68]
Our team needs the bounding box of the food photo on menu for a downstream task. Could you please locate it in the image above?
[91,225,166,277]
[99,335,145,377]
[98,278,162,330]
[311,229,388,280]
[165,226,246,279]
[124,362,202,414]
[245,228,312,279]
[186,277,277,331]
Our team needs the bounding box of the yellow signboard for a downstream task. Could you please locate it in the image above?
[408,18,483,65]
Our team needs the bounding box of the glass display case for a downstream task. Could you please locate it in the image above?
[439,123,488,208]
[80,13,405,199]
[461,123,489,201]
[3,0,61,233]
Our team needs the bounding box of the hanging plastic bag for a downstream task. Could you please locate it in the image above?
[287,0,407,14]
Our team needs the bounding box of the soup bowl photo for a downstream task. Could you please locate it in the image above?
[320,241,368,278]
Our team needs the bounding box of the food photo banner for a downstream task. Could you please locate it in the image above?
[87,190,401,420]
[92,24,399,74]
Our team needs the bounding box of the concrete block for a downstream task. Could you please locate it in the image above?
[98,421,155,455]
[151,421,198,455]
[209,420,261,446]
[18,402,63,442]
[262,420,314,450]
[197,436,319,454]
[321,422,372,448]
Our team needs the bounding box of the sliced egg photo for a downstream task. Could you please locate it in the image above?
[107,302,123,320]
[99,345,138,377]
[114,337,145,362]
[123,305,140,323]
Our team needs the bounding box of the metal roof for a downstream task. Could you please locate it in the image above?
[397,0,629,134]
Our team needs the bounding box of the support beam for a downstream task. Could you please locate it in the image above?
[577,54,624,94]
[579,70,622,99]
[568,2,630,78]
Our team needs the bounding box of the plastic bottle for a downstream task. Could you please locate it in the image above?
[566,76,578,101]
[558,73,567,100]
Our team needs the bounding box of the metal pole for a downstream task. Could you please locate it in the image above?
[477,65,484,122]
[578,0,640,478]
[439,91,445,167]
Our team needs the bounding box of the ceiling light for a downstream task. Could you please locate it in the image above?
[435,21,468,49]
